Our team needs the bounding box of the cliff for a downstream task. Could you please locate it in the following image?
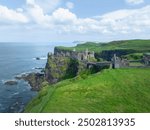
[56,40,150,61]
[95,49,138,61]
[27,40,148,90]
[45,53,87,84]
[24,73,45,91]
[54,47,72,56]
[24,47,90,91]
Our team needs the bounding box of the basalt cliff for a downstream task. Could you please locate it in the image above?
[26,47,96,90]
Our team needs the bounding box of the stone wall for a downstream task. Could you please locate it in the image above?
[111,54,129,69]
[54,47,95,61]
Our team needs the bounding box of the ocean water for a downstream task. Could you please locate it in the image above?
[0,42,74,113]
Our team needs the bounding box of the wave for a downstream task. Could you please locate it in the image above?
[1,79,16,84]
[1,79,6,84]
[40,57,47,60]
[15,71,33,77]
[32,67,43,70]
[0,104,4,110]
[2,71,33,84]
[12,92,19,96]
[14,71,33,80]
[32,56,47,60]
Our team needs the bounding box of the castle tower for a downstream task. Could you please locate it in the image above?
[91,51,95,58]
[112,54,120,69]
[85,48,89,60]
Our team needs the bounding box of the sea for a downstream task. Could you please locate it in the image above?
[0,42,75,113]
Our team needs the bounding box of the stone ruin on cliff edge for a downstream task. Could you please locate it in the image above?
[53,48,95,61]
[72,48,95,61]
[111,54,129,69]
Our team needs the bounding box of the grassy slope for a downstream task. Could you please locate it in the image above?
[25,68,150,113]
[57,40,150,52]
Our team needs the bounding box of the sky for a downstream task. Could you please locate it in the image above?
[0,0,150,42]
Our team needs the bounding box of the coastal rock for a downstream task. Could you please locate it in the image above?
[36,57,40,60]
[35,67,43,70]
[15,74,28,80]
[15,73,45,91]
[23,73,45,91]
[4,80,18,85]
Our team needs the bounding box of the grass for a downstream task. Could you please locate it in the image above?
[25,68,150,113]
[56,39,150,52]
[130,62,144,66]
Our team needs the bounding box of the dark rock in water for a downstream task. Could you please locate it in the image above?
[4,80,18,85]
[36,57,40,60]
[15,73,44,91]
[35,67,43,70]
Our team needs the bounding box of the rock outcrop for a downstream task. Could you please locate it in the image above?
[45,53,85,83]
[4,80,18,86]
[23,46,100,91]
[23,73,45,91]
[16,73,45,91]
[45,54,70,83]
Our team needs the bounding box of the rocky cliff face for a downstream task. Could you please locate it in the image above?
[24,73,45,91]
[54,47,72,57]
[45,54,70,83]
[24,48,87,91]
[45,49,88,84]
[95,49,138,61]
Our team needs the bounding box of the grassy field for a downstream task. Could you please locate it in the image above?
[57,40,150,52]
[25,68,150,113]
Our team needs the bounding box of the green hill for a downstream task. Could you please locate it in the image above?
[57,39,150,52]
[25,68,150,113]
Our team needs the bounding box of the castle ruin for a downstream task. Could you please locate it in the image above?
[111,54,129,69]
[54,48,95,61]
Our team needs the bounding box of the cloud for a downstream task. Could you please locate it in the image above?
[26,0,35,5]
[48,5,150,35]
[126,0,144,5]
[0,5,28,24]
[66,2,74,9]
[0,1,150,41]
[98,5,150,34]
[26,0,58,29]
[20,4,150,35]
[52,8,77,24]
[16,8,24,12]
[26,0,61,13]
